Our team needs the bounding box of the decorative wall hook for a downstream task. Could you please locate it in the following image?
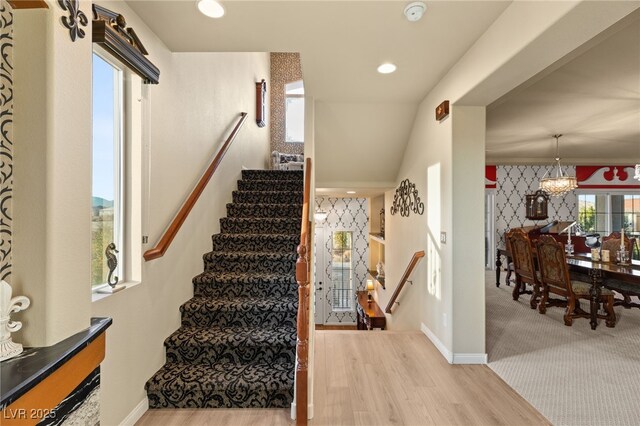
[0,280,30,361]
[390,179,424,217]
[58,0,88,42]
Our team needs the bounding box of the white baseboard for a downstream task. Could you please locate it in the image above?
[290,402,314,420]
[420,322,453,363]
[420,323,487,365]
[119,397,148,426]
[452,353,488,364]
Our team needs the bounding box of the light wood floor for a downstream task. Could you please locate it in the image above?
[136,331,549,426]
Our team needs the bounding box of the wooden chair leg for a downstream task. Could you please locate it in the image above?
[538,285,548,314]
[605,296,616,328]
[512,277,521,301]
[529,284,539,309]
[564,296,575,326]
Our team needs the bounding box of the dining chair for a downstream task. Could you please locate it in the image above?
[601,232,636,260]
[506,229,539,309]
[536,235,615,327]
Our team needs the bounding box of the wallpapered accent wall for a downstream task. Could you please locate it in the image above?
[0,1,12,282]
[495,165,577,245]
[270,52,303,156]
[315,197,369,324]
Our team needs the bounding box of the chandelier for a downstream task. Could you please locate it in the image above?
[539,134,578,197]
[635,164,640,181]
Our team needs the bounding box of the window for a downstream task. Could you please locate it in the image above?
[285,80,304,143]
[578,192,640,259]
[331,231,353,310]
[92,52,124,287]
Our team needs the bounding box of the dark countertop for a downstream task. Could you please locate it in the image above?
[0,317,112,410]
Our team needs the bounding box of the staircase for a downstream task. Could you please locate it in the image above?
[145,169,302,409]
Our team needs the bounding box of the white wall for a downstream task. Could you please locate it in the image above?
[383,1,639,362]
[12,0,270,424]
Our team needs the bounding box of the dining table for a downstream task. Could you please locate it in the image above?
[495,247,640,330]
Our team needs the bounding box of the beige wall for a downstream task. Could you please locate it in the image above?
[13,1,93,346]
[12,0,270,424]
[270,52,304,156]
[381,1,639,360]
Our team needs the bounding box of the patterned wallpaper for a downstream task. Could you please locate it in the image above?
[315,197,369,324]
[270,52,304,156]
[0,1,12,282]
[495,165,577,245]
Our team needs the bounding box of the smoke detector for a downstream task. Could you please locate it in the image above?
[404,2,426,22]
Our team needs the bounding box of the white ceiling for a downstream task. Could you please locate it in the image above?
[125,0,512,194]
[486,14,640,165]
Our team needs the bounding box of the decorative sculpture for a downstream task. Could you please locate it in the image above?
[58,0,88,42]
[0,280,30,361]
[390,179,424,217]
[105,242,119,287]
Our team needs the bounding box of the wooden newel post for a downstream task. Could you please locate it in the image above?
[295,241,309,425]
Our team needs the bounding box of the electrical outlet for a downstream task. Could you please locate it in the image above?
[142,235,149,244]
[440,232,446,244]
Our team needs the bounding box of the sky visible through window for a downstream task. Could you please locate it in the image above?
[92,54,116,204]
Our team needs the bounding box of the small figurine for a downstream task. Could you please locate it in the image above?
[0,280,30,361]
[106,242,119,287]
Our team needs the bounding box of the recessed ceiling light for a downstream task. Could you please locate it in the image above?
[377,63,397,74]
[197,0,225,18]
[347,191,356,194]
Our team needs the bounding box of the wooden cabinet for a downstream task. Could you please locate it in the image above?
[356,291,386,330]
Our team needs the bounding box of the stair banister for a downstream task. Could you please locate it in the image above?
[295,158,311,426]
[385,250,425,314]
[143,112,248,261]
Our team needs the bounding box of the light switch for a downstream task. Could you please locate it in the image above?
[440,232,446,244]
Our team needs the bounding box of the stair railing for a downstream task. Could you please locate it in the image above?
[385,250,425,313]
[295,157,312,426]
[143,112,248,261]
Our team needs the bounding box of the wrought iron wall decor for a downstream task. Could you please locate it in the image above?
[92,4,160,84]
[390,179,424,217]
[380,208,385,237]
[58,0,88,42]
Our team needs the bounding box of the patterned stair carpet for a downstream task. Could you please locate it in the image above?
[146,169,302,409]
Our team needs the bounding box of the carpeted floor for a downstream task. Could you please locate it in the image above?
[486,271,640,426]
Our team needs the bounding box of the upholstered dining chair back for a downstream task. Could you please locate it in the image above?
[535,235,573,298]
[508,229,536,282]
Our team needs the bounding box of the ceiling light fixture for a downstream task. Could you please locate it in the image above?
[404,2,426,22]
[539,134,578,197]
[197,0,225,18]
[377,63,397,74]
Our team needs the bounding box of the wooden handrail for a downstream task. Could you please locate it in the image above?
[295,158,311,426]
[143,112,248,261]
[385,250,425,314]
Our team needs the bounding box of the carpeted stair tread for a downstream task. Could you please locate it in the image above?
[211,233,299,252]
[232,190,303,204]
[180,296,298,328]
[164,325,296,365]
[192,271,297,298]
[238,180,302,192]
[193,271,297,285]
[145,361,294,409]
[203,251,297,274]
[226,203,302,219]
[241,169,303,181]
[220,217,300,235]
